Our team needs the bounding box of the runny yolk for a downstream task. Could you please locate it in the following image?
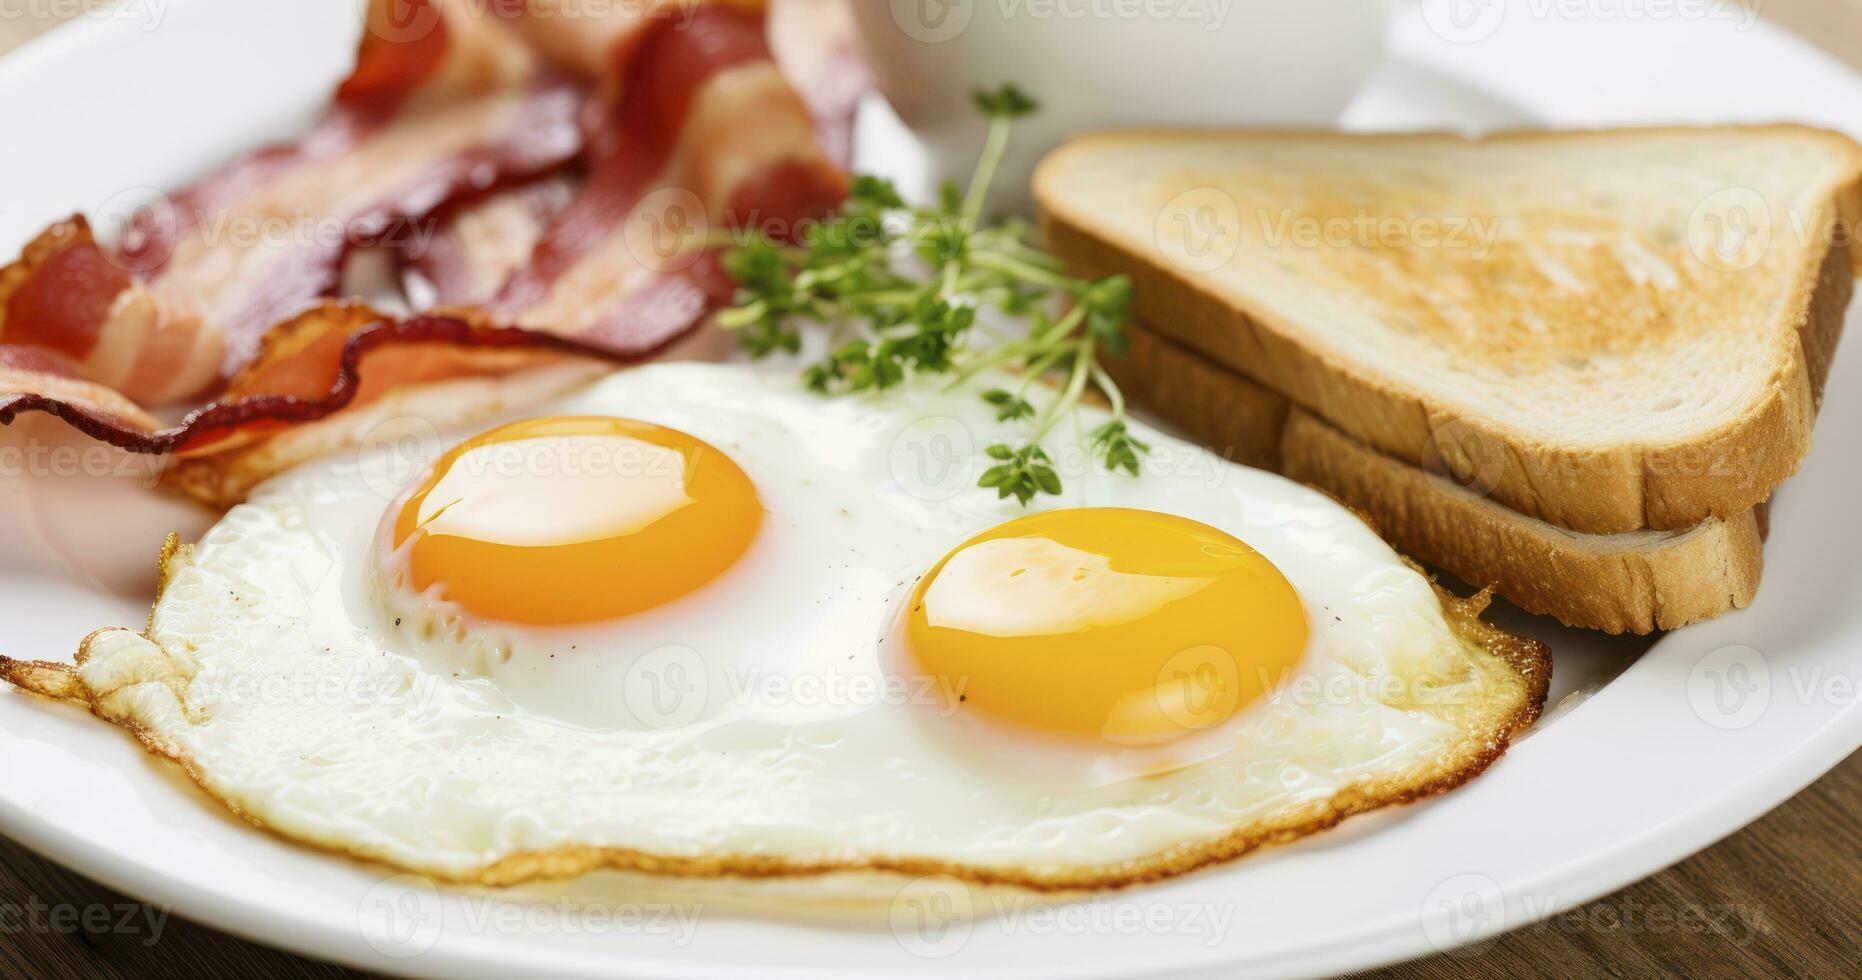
[386,416,762,626]
[901,508,1307,745]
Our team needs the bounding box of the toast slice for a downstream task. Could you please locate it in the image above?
[1109,323,1762,634]
[1038,127,1862,535]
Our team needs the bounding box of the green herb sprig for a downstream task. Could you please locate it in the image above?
[718,84,1144,505]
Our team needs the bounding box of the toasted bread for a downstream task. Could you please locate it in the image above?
[1038,127,1862,535]
[1107,322,1762,633]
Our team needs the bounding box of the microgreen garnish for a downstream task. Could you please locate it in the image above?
[719,83,1139,504]
[978,443,1060,506]
[1089,419,1151,477]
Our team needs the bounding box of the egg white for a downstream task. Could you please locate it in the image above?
[44,362,1539,885]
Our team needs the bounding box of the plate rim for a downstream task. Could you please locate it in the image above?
[0,4,1858,978]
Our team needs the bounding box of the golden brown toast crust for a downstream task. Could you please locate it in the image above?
[1038,125,1862,536]
[1109,323,1764,634]
[1281,409,1764,634]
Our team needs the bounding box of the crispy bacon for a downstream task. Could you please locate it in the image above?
[416,0,862,300]
[409,2,848,363]
[411,177,579,307]
[472,3,847,346]
[0,345,162,436]
[771,0,870,167]
[0,302,676,454]
[0,0,584,405]
[0,0,862,505]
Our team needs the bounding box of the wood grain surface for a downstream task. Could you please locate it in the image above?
[0,3,1858,978]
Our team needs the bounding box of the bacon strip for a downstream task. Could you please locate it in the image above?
[462,2,847,350]
[770,0,870,167]
[0,0,584,405]
[410,176,579,307]
[0,302,674,455]
[0,345,162,436]
[0,0,862,506]
[416,0,863,309]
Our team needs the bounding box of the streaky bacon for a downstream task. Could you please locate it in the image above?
[414,0,864,317]
[771,0,870,167]
[0,0,585,405]
[463,2,847,350]
[0,0,863,507]
[0,344,162,437]
[0,301,678,454]
[411,176,579,307]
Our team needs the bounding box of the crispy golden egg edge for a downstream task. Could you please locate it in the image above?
[0,534,1549,893]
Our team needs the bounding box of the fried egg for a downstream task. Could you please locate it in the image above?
[3,362,1547,889]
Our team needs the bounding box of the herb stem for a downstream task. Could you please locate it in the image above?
[1036,338,1096,440]
[1090,359,1126,418]
[969,249,1078,292]
[1016,348,1067,397]
[940,260,962,299]
[1038,303,1086,346]
[971,231,1064,271]
[961,115,1013,230]
[945,339,1038,389]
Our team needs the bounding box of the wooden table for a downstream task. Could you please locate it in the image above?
[2,4,1859,977]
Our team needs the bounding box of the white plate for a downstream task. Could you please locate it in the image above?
[2,3,1859,977]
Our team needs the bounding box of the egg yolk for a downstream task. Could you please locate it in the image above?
[901,508,1307,745]
[387,416,761,625]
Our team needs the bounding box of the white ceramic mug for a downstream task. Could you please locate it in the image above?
[852,0,1395,213]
